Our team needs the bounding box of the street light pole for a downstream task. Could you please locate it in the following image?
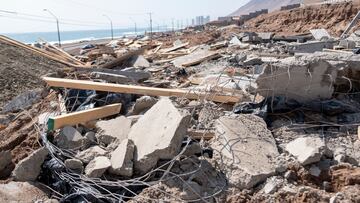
[129,18,137,36]
[103,14,114,40]
[148,12,153,43]
[43,9,61,47]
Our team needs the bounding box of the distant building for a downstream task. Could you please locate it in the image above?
[303,0,352,5]
[193,15,210,26]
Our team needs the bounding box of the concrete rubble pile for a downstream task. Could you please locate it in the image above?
[1,20,360,203]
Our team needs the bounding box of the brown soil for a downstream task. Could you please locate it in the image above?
[330,164,360,192]
[0,91,57,180]
[0,41,65,109]
[244,2,360,36]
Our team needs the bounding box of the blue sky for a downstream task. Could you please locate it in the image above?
[0,0,249,33]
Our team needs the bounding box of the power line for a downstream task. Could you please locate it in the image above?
[54,0,148,16]
[0,10,110,26]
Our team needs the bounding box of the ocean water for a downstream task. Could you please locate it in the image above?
[2,28,150,44]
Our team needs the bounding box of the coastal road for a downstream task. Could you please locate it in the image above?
[61,38,120,55]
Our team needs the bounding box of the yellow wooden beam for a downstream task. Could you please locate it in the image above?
[48,103,121,130]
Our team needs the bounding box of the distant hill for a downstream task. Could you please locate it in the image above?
[229,0,302,16]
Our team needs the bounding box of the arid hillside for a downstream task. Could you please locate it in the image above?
[229,0,301,16]
[244,2,360,36]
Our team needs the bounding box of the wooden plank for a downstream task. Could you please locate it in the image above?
[182,52,221,67]
[0,35,86,68]
[162,42,189,53]
[39,38,86,66]
[42,77,242,104]
[48,103,121,130]
[188,130,215,140]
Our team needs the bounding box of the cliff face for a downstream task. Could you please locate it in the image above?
[229,0,302,16]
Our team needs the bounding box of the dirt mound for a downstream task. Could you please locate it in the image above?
[244,2,360,36]
[0,41,65,108]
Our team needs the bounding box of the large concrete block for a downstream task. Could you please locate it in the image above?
[212,114,279,189]
[12,147,48,181]
[128,98,190,174]
[55,126,86,149]
[96,116,132,145]
[256,57,337,102]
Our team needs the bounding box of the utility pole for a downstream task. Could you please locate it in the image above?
[103,14,114,40]
[172,18,175,32]
[130,18,137,36]
[148,12,153,43]
[43,9,61,47]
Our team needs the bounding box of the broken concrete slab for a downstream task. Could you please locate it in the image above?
[85,156,111,178]
[0,182,50,202]
[12,147,48,181]
[96,116,132,145]
[76,146,108,164]
[243,57,263,66]
[0,150,12,171]
[131,96,158,115]
[131,55,150,68]
[287,41,336,54]
[172,47,220,67]
[256,57,337,102]
[65,159,84,173]
[285,137,326,165]
[55,126,86,149]
[109,139,135,177]
[128,98,190,174]
[211,114,279,189]
[229,36,241,46]
[310,29,331,41]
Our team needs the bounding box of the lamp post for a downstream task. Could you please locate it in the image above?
[129,18,137,36]
[103,14,114,40]
[43,9,61,47]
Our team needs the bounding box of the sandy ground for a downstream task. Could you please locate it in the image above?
[0,41,65,108]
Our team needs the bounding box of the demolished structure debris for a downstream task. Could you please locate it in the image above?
[1,1,360,202]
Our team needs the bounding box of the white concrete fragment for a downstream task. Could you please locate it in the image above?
[56,126,86,149]
[309,165,321,177]
[96,116,132,145]
[128,98,190,174]
[12,147,48,181]
[132,55,150,68]
[285,137,326,165]
[109,139,135,177]
[65,159,84,173]
[212,114,279,189]
[85,156,111,178]
[76,146,108,164]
